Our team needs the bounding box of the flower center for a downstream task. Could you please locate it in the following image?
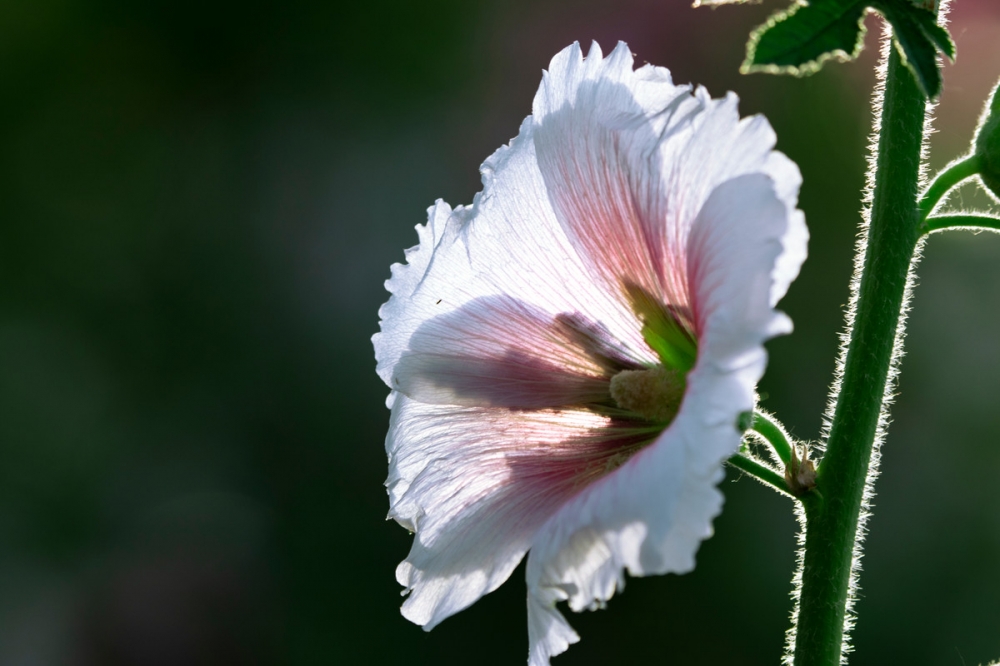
[609,365,685,423]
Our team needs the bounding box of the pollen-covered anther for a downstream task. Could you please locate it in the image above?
[609,366,685,423]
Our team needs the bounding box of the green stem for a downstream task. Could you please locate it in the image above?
[752,411,794,464]
[726,454,792,497]
[918,154,980,220]
[792,42,924,666]
[921,213,1000,235]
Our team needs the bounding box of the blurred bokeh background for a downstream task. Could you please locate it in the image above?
[1,0,998,664]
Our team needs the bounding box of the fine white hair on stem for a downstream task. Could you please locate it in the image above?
[782,499,808,665]
[781,3,949,662]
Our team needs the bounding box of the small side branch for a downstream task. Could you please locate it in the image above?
[751,411,795,465]
[918,155,981,220]
[727,454,794,498]
[921,213,1000,236]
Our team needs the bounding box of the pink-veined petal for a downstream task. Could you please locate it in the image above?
[375,39,809,666]
[374,113,657,401]
[531,42,804,332]
[533,41,697,309]
[518,46,808,664]
[524,363,734,665]
[522,174,805,666]
[375,199,456,399]
[387,394,661,630]
[394,295,644,409]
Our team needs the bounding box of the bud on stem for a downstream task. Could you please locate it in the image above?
[974,81,1000,200]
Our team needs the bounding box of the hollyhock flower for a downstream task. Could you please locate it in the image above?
[374,41,807,665]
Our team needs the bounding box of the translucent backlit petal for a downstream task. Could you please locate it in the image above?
[387,394,661,629]
[374,39,808,666]
[688,174,798,369]
[533,42,696,307]
[374,114,657,400]
[525,360,737,664]
[395,295,646,409]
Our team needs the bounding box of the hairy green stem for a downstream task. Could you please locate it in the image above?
[752,411,794,464]
[918,154,980,219]
[726,454,792,497]
[921,213,1000,235]
[792,42,924,666]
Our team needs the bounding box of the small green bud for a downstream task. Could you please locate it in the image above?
[736,410,754,433]
[784,444,817,497]
[974,81,1000,200]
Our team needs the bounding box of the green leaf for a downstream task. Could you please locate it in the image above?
[743,0,869,75]
[873,0,954,97]
[914,11,955,58]
[719,0,956,98]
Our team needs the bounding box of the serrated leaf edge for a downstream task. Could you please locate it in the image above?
[741,1,872,76]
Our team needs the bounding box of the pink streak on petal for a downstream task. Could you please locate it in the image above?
[394,295,642,409]
[533,45,694,328]
[389,398,661,629]
[536,107,670,303]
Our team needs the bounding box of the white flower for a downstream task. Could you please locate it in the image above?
[373,41,807,665]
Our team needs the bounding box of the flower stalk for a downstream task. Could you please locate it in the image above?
[751,411,794,464]
[790,39,925,666]
[921,213,1000,235]
[727,454,793,497]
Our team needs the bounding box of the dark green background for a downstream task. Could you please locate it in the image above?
[1,0,998,664]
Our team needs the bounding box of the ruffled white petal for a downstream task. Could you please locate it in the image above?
[523,171,803,665]
[374,112,657,400]
[387,394,662,629]
[689,174,797,369]
[375,39,808,665]
[524,375,729,664]
[388,394,548,629]
[532,42,699,306]
[763,153,809,306]
[519,44,807,664]
[393,294,644,410]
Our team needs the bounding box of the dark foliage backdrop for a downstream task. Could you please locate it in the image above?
[0,0,998,664]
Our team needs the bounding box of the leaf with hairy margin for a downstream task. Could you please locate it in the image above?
[696,0,955,98]
[744,0,868,75]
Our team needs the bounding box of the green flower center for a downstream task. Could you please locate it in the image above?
[609,365,685,423]
[612,284,698,424]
